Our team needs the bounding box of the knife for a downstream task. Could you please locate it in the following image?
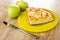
[3,21,39,39]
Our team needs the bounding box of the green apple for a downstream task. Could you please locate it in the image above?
[16,1,28,12]
[7,6,20,18]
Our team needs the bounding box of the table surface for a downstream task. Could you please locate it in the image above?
[0,0,60,40]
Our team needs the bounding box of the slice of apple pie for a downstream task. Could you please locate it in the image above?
[26,8,54,25]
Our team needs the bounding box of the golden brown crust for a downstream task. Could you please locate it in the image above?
[26,8,54,25]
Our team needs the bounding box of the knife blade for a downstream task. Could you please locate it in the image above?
[3,21,39,39]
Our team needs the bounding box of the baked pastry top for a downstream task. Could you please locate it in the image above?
[26,8,54,25]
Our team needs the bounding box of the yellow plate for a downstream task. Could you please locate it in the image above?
[17,9,59,32]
